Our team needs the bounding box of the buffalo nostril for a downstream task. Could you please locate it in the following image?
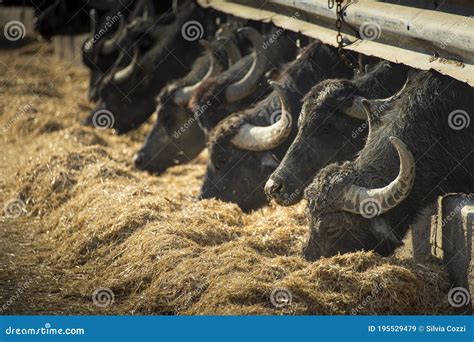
[133,152,145,169]
[265,178,283,196]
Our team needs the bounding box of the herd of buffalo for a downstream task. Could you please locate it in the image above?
[6,0,474,260]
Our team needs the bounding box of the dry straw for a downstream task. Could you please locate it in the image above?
[0,40,453,315]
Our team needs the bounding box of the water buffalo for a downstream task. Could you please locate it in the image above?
[82,1,177,102]
[265,61,411,206]
[303,70,474,261]
[85,0,223,134]
[133,31,243,173]
[82,1,137,101]
[188,27,299,135]
[198,41,358,211]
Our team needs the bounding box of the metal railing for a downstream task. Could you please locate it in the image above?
[198,0,474,86]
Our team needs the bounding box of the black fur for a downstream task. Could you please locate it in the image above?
[189,28,299,135]
[85,0,223,134]
[304,70,474,260]
[134,42,232,173]
[199,41,354,211]
[267,60,410,206]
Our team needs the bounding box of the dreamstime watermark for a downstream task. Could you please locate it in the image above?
[3,20,26,41]
[447,287,471,308]
[359,22,381,41]
[92,287,115,307]
[359,198,382,218]
[270,288,292,308]
[448,109,470,130]
[0,98,39,135]
[173,100,211,139]
[3,198,27,218]
[263,12,300,49]
[5,323,85,336]
[281,189,301,206]
[84,12,123,50]
[439,16,473,50]
[269,109,283,124]
[0,278,35,313]
[351,281,386,315]
[269,106,291,125]
[351,101,388,140]
[181,20,204,42]
[92,109,115,130]
[440,193,473,227]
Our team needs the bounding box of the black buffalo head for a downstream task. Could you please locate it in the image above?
[188,26,298,134]
[265,62,410,206]
[188,27,269,133]
[303,136,414,260]
[198,40,357,212]
[133,37,242,173]
[302,70,474,261]
[85,0,220,134]
[199,82,293,212]
[82,0,174,102]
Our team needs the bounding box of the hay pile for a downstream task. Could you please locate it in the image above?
[0,39,453,315]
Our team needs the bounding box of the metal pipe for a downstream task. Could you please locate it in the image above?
[273,0,474,62]
[198,0,474,86]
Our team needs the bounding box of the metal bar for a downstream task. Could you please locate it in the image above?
[274,0,474,62]
[198,0,474,86]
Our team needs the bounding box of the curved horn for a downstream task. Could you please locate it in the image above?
[230,81,292,151]
[347,70,416,119]
[218,37,241,66]
[360,98,383,138]
[113,48,139,84]
[173,40,217,106]
[341,136,415,216]
[225,27,267,103]
[101,17,125,55]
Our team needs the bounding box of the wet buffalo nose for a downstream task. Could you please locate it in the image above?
[265,177,283,197]
[133,152,145,169]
